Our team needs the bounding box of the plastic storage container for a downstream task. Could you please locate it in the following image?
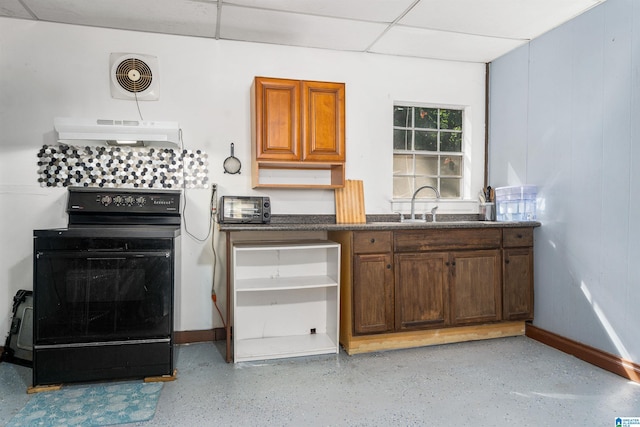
[495,185,537,221]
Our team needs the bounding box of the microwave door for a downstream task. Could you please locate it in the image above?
[224,200,256,221]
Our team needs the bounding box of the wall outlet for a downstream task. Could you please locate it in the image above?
[210,184,217,215]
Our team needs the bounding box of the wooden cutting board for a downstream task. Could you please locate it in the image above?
[335,179,366,224]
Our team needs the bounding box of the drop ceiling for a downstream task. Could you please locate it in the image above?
[1,0,606,63]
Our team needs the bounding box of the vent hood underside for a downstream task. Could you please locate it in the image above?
[54,118,180,146]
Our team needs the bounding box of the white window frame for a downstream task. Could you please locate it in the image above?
[391,101,477,215]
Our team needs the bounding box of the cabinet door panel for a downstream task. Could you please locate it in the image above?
[353,253,394,334]
[503,248,534,320]
[395,253,449,330]
[255,78,300,160]
[451,249,501,325]
[301,81,345,162]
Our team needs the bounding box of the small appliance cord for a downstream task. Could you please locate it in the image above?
[179,128,212,242]
[176,128,226,327]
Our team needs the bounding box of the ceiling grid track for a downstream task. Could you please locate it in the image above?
[215,0,222,39]
[364,0,421,53]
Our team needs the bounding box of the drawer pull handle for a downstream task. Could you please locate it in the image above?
[517,234,523,238]
[370,238,376,243]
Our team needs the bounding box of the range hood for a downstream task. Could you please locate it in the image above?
[54,118,180,146]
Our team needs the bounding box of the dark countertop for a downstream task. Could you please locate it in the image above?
[217,214,541,232]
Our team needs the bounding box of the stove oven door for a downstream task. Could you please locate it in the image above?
[33,244,175,385]
[34,249,173,345]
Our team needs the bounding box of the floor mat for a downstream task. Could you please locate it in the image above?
[7,381,163,426]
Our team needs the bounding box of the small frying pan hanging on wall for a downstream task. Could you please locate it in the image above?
[223,143,241,174]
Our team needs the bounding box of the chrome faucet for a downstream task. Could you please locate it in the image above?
[430,205,439,223]
[410,185,441,222]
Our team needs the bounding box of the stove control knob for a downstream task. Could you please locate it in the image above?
[124,195,135,206]
[101,195,112,206]
[113,195,124,206]
[136,196,146,206]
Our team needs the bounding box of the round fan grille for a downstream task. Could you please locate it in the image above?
[115,58,153,93]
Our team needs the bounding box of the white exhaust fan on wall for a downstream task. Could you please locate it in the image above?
[54,118,180,146]
[110,53,159,101]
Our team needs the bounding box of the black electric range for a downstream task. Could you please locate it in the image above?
[32,187,181,386]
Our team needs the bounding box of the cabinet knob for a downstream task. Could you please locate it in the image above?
[370,238,376,243]
[452,262,456,266]
[505,259,510,264]
[386,264,392,269]
[445,262,450,266]
[517,234,523,239]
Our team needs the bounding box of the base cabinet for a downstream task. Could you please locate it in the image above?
[395,252,449,330]
[395,249,501,329]
[353,253,394,334]
[350,231,394,335]
[502,228,534,320]
[232,240,340,362]
[450,249,501,325]
[329,226,536,355]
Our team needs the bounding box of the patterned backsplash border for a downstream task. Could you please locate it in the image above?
[37,144,209,189]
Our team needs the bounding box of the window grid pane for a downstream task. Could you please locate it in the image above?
[393,105,464,199]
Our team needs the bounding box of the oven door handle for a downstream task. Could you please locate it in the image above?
[36,250,171,259]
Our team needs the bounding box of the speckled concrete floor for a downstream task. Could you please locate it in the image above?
[1,337,639,426]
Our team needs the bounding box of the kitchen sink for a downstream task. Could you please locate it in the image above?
[365,214,483,226]
[365,219,487,227]
[367,221,402,225]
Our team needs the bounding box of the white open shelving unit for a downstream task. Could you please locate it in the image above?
[232,240,340,362]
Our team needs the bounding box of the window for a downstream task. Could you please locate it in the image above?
[393,105,464,200]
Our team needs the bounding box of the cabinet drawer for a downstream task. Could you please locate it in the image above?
[503,228,533,247]
[353,231,392,253]
[394,228,501,252]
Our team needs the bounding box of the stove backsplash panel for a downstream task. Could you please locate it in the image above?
[37,145,209,188]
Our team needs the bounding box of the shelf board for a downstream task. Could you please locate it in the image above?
[234,240,339,251]
[235,275,338,292]
[252,183,344,189]
[255,161,344,169]
[234,333,338,362]
[252,161,344,189]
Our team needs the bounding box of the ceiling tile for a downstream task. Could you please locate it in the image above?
[223,0,417,22]
[23,0,218,37]
[399,0,603,40]
[369,25,527,63]
[0,0,34,19]
[0,0,609,63]
[220,5,388,51]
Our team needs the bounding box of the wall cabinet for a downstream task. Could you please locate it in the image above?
[253,77,300,161]
[232,240,340,362]
[329,226,535,355]
[252,76,345,188]
[502,228,534,320]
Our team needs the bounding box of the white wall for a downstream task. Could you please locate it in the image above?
[0,18,486,338]
[489,0,640,364]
